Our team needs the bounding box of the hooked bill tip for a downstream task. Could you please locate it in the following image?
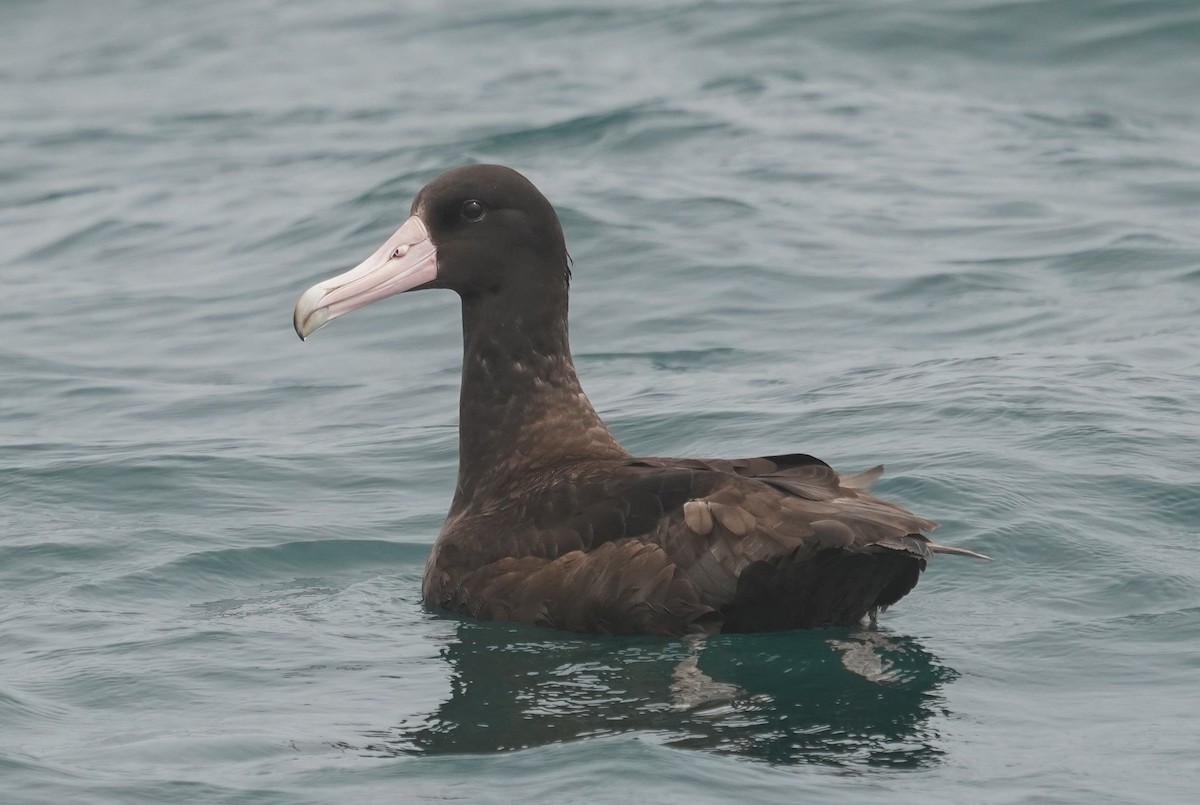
[293,284,332,340]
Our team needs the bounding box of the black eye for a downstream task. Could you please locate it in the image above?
[461,199,485,222]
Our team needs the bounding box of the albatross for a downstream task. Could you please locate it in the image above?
[293,164,987,635]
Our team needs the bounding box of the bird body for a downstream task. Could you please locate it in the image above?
[294,164,986,636]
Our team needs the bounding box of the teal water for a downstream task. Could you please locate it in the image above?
[3,0,1199,801]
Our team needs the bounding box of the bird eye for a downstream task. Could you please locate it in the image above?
[461,199,485,222]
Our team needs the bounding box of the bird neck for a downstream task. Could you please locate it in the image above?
[451,288,628,511]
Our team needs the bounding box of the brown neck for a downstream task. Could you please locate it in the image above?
[450,286,627,512]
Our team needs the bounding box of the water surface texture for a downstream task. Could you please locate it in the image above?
[3,1,1199,802]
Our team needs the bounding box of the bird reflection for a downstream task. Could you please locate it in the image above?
[373,621,956,767]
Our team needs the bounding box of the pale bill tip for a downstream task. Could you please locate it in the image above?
[294,284,333,341]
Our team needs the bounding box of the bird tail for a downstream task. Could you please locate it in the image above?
[928,541,992,560]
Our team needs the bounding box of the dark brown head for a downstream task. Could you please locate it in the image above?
[294,164,569,339]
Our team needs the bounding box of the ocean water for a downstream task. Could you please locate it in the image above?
[3,0,1199,801]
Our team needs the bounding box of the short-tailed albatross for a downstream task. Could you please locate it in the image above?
[294,164,987,635]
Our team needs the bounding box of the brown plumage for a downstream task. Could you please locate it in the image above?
[294,164,988,636]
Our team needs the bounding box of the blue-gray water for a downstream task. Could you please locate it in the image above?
[3,0,1199,802]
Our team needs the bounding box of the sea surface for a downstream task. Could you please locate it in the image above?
[3,0,1199,802]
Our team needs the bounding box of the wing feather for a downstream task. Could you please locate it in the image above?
[428,452,984,634]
